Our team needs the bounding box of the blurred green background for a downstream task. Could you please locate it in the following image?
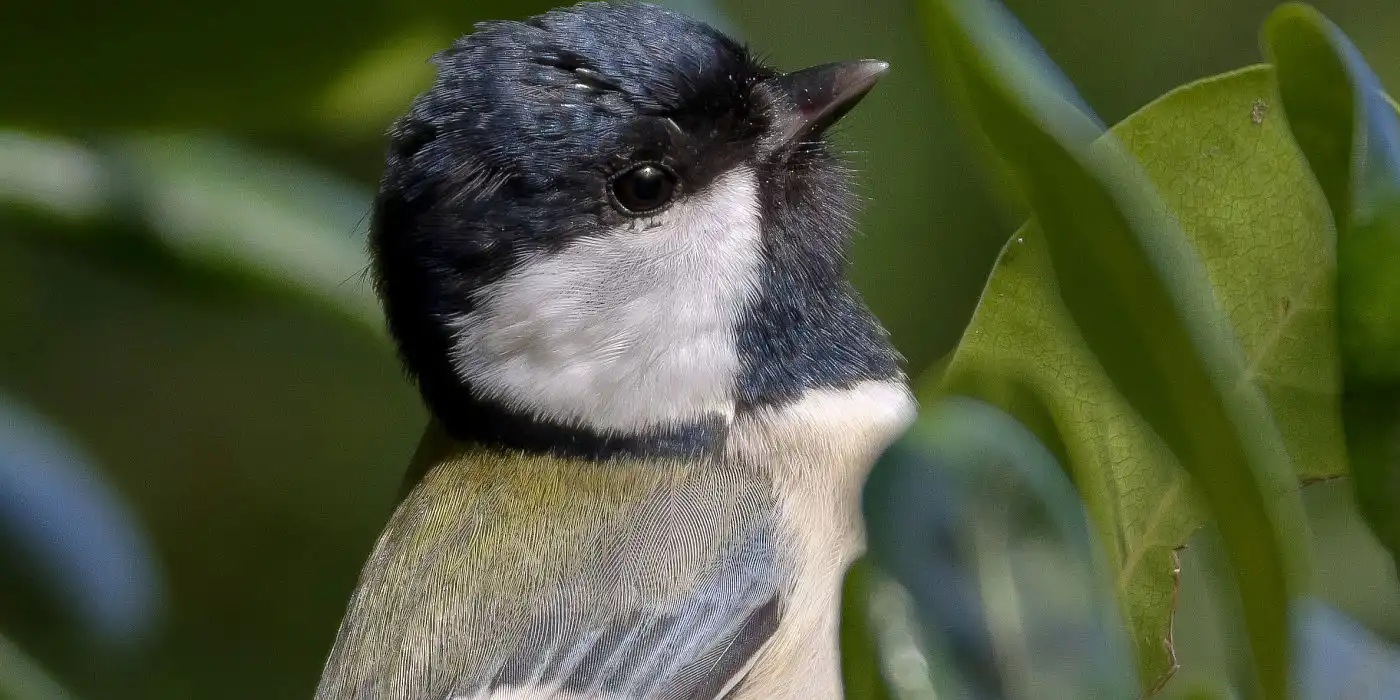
[2,0,1398,698]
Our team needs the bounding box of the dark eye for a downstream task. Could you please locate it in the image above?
[610,164,678,214]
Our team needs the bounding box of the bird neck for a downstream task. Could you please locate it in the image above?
[416,281,900,464]
[385,167,904,463]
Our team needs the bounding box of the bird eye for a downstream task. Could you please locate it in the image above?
[610,164,678,215]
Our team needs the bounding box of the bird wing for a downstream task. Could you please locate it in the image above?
[315,442,784,700]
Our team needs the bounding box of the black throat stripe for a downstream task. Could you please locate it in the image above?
[437,394,731,462]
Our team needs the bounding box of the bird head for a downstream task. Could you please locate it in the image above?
[372,1,901,457]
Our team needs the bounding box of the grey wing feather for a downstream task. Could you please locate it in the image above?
[481,532,780,700]
[315,455,785,700]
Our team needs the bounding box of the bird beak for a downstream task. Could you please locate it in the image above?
[764,59,889,150]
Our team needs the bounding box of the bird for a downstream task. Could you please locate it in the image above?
[314,2,914,698]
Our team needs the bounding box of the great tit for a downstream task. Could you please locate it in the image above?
[314,2,914,698]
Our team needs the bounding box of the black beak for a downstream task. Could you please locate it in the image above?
[764,59,889,149]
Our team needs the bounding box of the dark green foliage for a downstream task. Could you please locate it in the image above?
[847,1,1400,698]
[1267,2,1400,576]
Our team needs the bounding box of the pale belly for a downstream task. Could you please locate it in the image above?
[725,380,915,699]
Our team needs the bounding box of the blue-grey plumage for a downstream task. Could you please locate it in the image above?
[316,2,914,698]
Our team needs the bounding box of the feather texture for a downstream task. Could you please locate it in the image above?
[317,381,915,700]
[316,429,782,700]
[330,5,914,696]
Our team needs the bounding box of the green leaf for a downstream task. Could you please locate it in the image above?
[0,631,78,700]
[1265,2,1400,574]
[859,397,1138,699]
[0,132,380,332]
[928,0,1331,692]
[1161,682,1239,700]
[839,558,897,700]
[0,2,559,132]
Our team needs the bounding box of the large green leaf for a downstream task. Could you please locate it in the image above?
[929,0,1341,691]
[1266,3,1400,574]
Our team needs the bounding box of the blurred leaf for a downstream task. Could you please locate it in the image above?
[839,558,896,700]
[0,631,78,700]
[313,2,739,139]
[0,1,559,132]
[863,572,945,700]
[0,235,422,698]
[1292,600,1400,698]
[313,23,450,139]
[1161,683,1238,700]
[862,435,1001,700]
[1266,3,1400,574]
[858,397,1137,699]
[0,131,380,331]
[0,133,112,222]
[111,135,379,326]
[0,396,164,643]
[929,0,1330,692]
[659,0,739,36]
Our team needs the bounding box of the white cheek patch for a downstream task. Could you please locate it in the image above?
[448,166,764,433]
